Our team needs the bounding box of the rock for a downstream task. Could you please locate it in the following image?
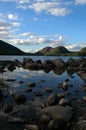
[24,62,43,70]
[0,89,3,101]
[35,92,42,97]
[48,119,66,130]
[45,88,53,93]
[66,58,77,67]
[3,103,13,113]
[7,64,16,72]
[36,60,42,64]
[47,94,59,106]
[73,117,86,130]
[26,88,32,93]
[53,58,66,68]
[13,94,26,105]
[41,114,51,123]
[77,71,86,81]
[41,105,73,122]
[82,96,86,101]
[25,124,39,130]
[28,82,36,87]
[79,61,86,68]
[19,80,24,84]
[22,58,34,65]
[57,93,65,99]
[62,81,68,90]
[59,98,69,106]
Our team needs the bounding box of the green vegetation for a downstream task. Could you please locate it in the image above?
[0,40,86,56]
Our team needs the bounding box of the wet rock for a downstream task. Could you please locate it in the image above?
[7,64,16,72]
[19,80,24,84]
[28,82,36,87]
[24,62,43,70]
[26,88,32,93]
[13,94,26,105]
[47,94,59,106]
[53,58,66,68]
[36,60,42,64]
[62,81,68,90]
[66,58,77,67]
[22,58,34,65]
[59,98,69,106]
[77,71,86,81]
[3,103,13,113]
[41,105,73,122]
[43,60,54,70]
[45,88,53,93]
[79,60,86,68]
[25,124,39,130]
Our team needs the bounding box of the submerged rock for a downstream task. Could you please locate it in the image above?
[28,82,36,87]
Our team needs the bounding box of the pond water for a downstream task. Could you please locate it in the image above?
[0,56,85,105]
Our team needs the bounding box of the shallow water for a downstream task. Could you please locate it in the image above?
[0,56,86,105]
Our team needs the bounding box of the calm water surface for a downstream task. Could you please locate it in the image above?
[0,56,85,104]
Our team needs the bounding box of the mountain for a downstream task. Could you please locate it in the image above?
[0,40,25,55]
[80,47,86,52]
[36,46,70,56]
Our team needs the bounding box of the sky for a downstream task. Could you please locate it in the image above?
[0,0,86,53]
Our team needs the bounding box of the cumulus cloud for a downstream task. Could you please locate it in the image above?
[75,0,86,5]
[8,13,18,20]
[29,1,71,16]
[0,13,20,40]
[1,0,71,16]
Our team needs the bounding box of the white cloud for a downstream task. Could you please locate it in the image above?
[8,13,18,20]
[29,1,71,16]
[65,44,86,51]
[75,0,86,4]
[1,0,71,16]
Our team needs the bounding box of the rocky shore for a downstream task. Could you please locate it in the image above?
[0,57,86,130]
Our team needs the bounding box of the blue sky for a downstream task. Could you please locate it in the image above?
[0,0,86,52]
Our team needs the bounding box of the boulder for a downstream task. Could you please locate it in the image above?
[25,124,39,130]
[41,105,73,122]
[52,58,66,68]
[47,94,59,106]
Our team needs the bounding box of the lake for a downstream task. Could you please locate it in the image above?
[0,55,85,105]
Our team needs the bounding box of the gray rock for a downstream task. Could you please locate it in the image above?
[47,94,59,106]
[59,98,69,106]
[53,58,66,68]
[41,105,73,122]
[25,124,39,130]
